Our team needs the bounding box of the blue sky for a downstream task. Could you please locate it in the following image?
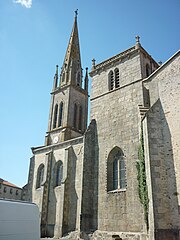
[0,0,179,187]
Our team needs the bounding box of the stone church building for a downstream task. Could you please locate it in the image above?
[24,13,180,240]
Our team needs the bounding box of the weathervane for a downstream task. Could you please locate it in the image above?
[75,9,78,17]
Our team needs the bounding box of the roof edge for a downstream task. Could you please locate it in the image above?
[31,135,84,154]
[143,50,180,82]
[89,46,136,76]
[89,44,159,76]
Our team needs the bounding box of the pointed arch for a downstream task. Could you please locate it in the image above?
[114,68,120,88]
[109,70,114,90]
[58,101,64,127]
[107,147,126,191]
[54,160,63,187]
[53,104,58,129]
[36,164,45,189]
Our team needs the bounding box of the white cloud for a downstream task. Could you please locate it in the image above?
[13,0,32,8]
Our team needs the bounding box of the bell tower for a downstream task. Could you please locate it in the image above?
[45,11,88,145]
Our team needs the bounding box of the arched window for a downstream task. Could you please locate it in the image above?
[78,106,82,130]
[107,147,126,191]
[146,64,151,77]
[73,103,77,128]
[58,102,63,127]
[53,104,58,129]
[114,68,120,88]
[54,161,63,187]
[109,71,114,90]
[36,164,44,189]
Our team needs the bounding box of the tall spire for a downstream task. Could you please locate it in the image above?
[60,10,82,87]
[47,11,88,144]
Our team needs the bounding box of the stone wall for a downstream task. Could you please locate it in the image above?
[48,87,70,133]
[90,52,147,234]
[90,51,142,100]
[30,137,84,238]
[0,183,22,200]
[60,230,148,240]
[143,52,180,239]
[47,84,88,145]
[81,119,99,232]
[69,86,88,134]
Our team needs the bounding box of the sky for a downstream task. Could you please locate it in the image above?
[0,0,179,187]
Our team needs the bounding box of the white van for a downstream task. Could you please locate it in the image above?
[0,199,40,240]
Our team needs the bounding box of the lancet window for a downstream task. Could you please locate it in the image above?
[53,104,58,129]
[54,161,63,187]
[36,164,44,189]
[115,68,120,88]
[109,68,120,91]
[109,70,114,90]
[107,147,126,191]
[58,102,64,127]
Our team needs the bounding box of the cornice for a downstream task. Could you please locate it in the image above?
[89,45,159,77]
[31,136,84,154]
[46,125,84,135]
[51,83,88,96]
[90,77,144,101]
[89,46,137,77]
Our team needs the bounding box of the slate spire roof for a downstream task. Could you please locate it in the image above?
[61,12,81,73]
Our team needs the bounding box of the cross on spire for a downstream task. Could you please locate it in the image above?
[75,9,78,17]
[136,35,140,43]
[135,35,141,48]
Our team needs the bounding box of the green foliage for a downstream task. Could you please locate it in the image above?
[136,126,149,229]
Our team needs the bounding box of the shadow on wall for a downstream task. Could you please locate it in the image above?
[146,99,179,240]
[81,119,99,233]
[46,155,56,237]
[62,147,78,235]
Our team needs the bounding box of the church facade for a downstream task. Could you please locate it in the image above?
[25,13,180,240]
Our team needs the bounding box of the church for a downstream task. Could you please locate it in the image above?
[24,12,180,240]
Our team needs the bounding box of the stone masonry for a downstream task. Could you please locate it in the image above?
[25,13,180,240]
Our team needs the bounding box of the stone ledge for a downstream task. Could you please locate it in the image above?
[41,230,148,240]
